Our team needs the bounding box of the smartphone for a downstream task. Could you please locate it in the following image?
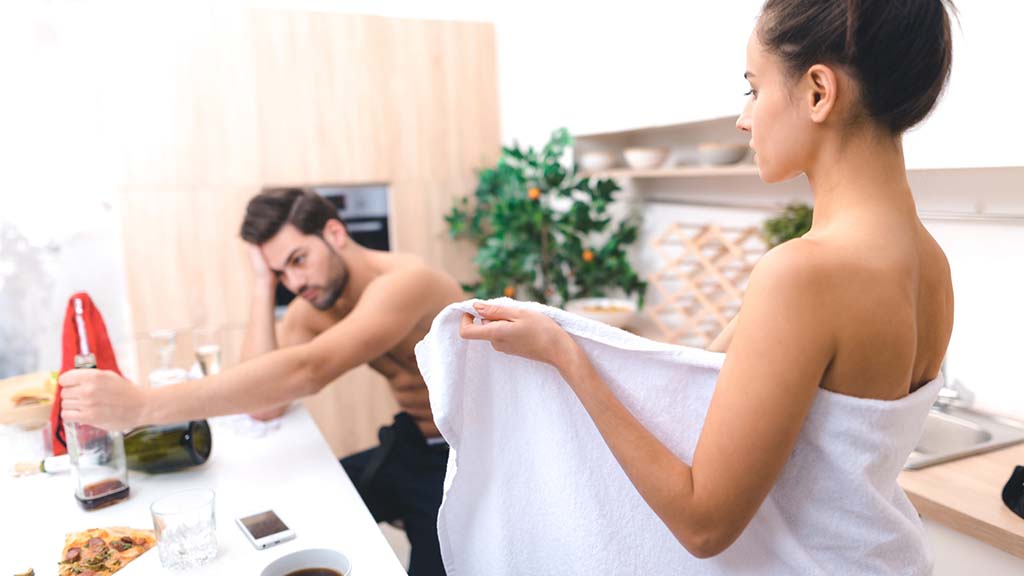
[236,510,296,550]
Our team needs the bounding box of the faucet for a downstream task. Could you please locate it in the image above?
[934,362,975,410]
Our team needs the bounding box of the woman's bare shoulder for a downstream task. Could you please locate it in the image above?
[751,238,845,289]
[746,237,870,323]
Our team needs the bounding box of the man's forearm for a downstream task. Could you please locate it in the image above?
[142,343,316,426]
[241,282,278,361]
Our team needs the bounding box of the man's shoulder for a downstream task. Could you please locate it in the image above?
[369,254,458,294]
[357,255,463,320]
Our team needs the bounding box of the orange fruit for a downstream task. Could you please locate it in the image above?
[503,286,516,298]
[582,249,595,263]
[527,187,541,200]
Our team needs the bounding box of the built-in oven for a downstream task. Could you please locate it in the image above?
[273,184,390,314]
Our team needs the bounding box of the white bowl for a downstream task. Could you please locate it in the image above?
[696,142,748,166]
[623,147,669,169]
[579,151,617,172]
[566,297,638,328]
[261,548,353,576]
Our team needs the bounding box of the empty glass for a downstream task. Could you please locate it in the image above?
[151,488,218,570]
[148,330,189,388]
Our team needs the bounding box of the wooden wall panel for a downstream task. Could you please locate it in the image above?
[106,4,263,189]
[390,178,481,283]
[121,186,254,330]
[302,366,401,458]
[251,12,394,184]
[248,11,499,283]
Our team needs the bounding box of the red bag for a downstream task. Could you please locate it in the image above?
[49,292,124,455]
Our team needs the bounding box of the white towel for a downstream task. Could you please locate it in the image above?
[415,299,941,575]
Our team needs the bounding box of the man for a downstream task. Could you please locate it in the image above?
[61,188,464,576]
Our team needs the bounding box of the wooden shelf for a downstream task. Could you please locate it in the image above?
[581,164,759,180]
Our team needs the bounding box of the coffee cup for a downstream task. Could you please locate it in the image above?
[260,548,352,576]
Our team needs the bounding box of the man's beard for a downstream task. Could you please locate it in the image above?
[303,248,349,311]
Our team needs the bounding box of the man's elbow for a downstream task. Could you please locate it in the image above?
[249,404,289,421]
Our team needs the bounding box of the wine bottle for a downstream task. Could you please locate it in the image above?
[123,420,213,474]
[67,297,130,510]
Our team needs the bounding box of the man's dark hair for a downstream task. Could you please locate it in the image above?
[758,0,955,135]
[240,188,341,244]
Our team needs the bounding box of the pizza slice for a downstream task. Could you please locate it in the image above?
[59,527,155,576]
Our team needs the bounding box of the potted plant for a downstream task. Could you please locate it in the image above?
[445,128,646,326]
[762,203,813,247]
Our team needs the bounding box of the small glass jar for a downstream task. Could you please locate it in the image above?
[66,422,130,510]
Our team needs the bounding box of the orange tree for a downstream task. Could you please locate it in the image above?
[446,128,646,307]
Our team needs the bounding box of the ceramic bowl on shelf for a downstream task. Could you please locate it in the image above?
[696,142,749,166]
[565,297,638,329]
[579,150,617,172]
[623,147,669,169]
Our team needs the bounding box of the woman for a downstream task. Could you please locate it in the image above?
[460,0,955,564]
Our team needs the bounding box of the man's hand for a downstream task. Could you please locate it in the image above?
[248,244,277,292]
[60,369,147,431]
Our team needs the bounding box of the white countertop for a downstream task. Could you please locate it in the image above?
[0,407,407,575]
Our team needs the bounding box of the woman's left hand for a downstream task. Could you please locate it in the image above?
[459,302,578,370]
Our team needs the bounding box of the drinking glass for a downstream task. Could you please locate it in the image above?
[148,329,188,387]
[192,327,222,376]
[151,488,218,570]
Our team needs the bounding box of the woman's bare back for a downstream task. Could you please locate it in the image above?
[799,219,953,400]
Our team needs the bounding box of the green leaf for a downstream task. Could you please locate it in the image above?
[543,163,566,187]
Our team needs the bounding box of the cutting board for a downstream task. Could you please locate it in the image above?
[0,371,54,427]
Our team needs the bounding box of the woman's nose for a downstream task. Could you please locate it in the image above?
[736,109,752,133]
[736,99,753,133]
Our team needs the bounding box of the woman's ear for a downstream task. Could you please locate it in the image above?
[804,64,839,124]
[323,219,349,249]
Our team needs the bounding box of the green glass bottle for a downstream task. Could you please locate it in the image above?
[124,420,212,474]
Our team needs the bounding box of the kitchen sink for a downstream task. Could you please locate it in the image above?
[905,406,1024,469]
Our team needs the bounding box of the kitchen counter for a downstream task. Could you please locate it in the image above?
[899,441,1024,559]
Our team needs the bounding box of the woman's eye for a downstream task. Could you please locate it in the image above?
[744,89,757,99]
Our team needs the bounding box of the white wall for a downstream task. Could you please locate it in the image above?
[928,219,1024,417]
[494,0,760,146]
[0,2,136,378]
[495,1,1024,170]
